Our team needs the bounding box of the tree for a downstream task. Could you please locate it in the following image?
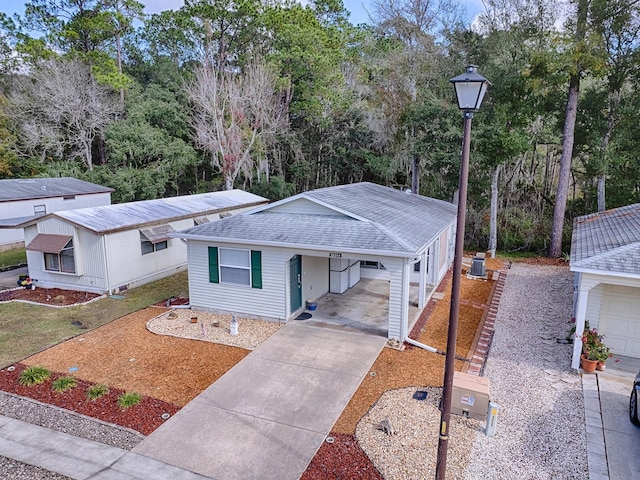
[8,57,120,169]
[187,59,289,190]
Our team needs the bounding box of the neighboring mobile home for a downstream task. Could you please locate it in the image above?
[0,177,113,251]
[16,190,268,294]
[174,182,457,341]
[570,203,640,368]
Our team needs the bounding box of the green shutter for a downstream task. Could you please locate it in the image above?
[251,250,262,289]
[208,247,219,283]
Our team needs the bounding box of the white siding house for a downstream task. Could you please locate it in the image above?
[19,190,268,294]
[570,203,640,367]
[0,177,113,251]
[174,183,457,341]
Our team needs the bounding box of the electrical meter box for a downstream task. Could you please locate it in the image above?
[452,372,490,420]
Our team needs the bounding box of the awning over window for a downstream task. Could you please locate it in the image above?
[140,224,174,244]
[26,234,73,253]
[194,215,210,225]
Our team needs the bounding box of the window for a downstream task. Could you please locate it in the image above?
[361,261,386,270]
[44,239,75,273]
[141,234,168,255]
[34,205,46,215]
[208,247,262,288]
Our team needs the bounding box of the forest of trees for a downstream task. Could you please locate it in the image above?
[1,0,640,256]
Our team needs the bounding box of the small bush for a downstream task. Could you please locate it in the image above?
[19,366,51,386]
[117,392,142,409]
[86,384,109,400]
[52,376,77,392]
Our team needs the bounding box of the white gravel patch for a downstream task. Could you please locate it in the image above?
[356,263,589,479]
[147,309,283,350]
[465,263,588,479]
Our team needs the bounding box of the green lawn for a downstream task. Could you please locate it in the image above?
[0,271,189,368]
[0,249,27,270]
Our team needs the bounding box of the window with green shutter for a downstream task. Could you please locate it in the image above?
[208,247,219,283]
[251,250,262,289]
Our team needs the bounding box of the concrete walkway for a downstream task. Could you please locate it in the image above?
[133,322,386,480]
[0,321,385,479]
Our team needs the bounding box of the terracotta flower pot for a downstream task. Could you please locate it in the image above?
[596,361,606,371]
[581,354,598,373]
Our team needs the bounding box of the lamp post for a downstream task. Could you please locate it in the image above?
[435,65,490,480]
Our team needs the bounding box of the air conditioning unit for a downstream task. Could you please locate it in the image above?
[471,252,486,277]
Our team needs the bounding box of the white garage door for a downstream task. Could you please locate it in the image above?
[600,285,640,358]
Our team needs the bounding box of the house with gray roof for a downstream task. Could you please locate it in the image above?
[173,182,457,341]
[570,203,640,368]
[16,190,268,294]
[0,177,113,251]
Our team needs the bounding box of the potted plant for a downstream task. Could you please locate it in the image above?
[581,327,603,373]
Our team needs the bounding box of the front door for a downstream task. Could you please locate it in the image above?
[289,255,302,312]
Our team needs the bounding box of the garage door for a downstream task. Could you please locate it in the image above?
[600,285,640,358]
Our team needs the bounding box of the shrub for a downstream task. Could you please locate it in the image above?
[19,366,51,386]
[52,376,77,392]
[117,392,142,409]
[86,384,109,400]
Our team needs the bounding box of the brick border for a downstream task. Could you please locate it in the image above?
[464,263,509,376]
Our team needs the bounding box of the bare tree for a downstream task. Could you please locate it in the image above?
[8,57,120,169]
[187,59,289,190]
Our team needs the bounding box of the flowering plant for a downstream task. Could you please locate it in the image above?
[582,326,613,362]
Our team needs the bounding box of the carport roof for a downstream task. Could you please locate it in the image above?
[176,182,457,256]
[570,202,640,274]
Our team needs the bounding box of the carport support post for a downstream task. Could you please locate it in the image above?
[435,112,472,480]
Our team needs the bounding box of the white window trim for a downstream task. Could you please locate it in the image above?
[219,247,251,286]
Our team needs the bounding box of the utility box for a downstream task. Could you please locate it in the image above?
[452,372,490,421]
[471,252,486,277]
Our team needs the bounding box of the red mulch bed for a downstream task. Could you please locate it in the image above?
[0,287,101,306]
[0,363,180,435]
[301,433,383,480]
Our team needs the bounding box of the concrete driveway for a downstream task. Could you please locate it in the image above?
[599,357,640,479]
[133,322,386,480]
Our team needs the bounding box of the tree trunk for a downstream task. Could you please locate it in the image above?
[549,0,588,258]
[412,156,420,194]
[488,165,500,258]
[597,174,606,212]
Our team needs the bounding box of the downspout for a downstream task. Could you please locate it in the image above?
[102,235,112,295]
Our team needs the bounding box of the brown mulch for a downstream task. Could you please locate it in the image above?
[0,363,179,435]
[0,287,101,306]
[21,307,249,407]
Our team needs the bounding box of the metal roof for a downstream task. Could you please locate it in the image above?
[44,190,268,234]
[570,203,640,274]
[0,177,114,202]
[176,182,457,256]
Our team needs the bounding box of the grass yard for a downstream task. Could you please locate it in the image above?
[0,248,27,270]
[0,271,189,368]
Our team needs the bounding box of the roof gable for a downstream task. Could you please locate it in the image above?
[571,203,640,274]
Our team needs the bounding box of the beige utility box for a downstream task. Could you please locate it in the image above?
[452,372,490,421]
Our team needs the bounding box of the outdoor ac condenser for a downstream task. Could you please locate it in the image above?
[471,252,486,277]
[451,371,490,421]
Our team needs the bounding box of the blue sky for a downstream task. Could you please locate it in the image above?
[2,0,483,28]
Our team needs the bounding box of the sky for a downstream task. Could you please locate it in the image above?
[1,0,484,28]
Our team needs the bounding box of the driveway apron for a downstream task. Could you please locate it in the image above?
[133,322,387,480]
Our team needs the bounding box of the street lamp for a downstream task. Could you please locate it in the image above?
[435,65,491,480]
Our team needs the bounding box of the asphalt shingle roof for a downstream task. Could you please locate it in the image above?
[570,203,640,274]
[178,182,457,256]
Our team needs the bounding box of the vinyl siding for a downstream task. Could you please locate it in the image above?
[266,198,345,216]
[302,256,329,303]
[385,257,407,340]
[585,283,604,330]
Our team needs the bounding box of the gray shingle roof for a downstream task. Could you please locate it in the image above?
[177,182,457,256]
[0,177,113,202]
[570,203,640,274]
[53,190,267,234]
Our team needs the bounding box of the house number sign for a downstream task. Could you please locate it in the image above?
[329,252,342,258]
